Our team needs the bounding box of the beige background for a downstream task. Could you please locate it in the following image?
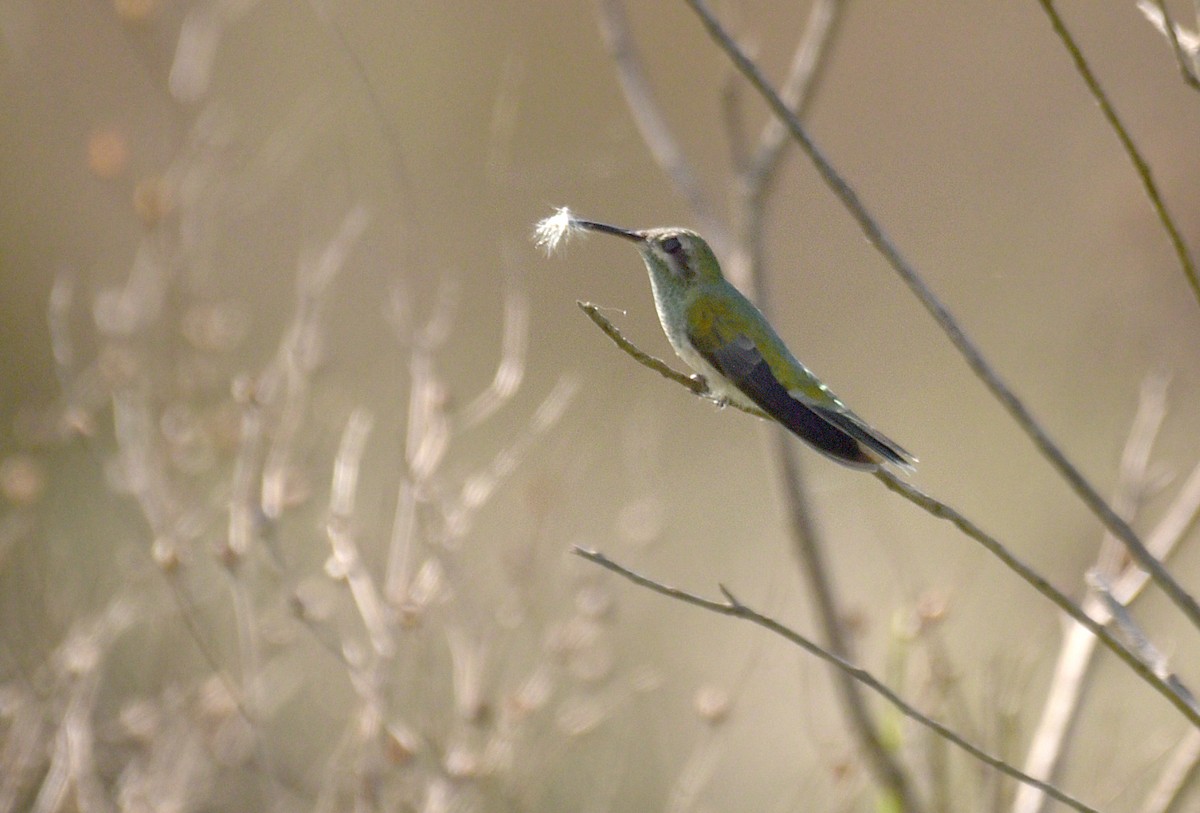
[1,1,1199,810]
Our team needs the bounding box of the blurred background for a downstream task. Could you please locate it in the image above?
[2,1,1200,810]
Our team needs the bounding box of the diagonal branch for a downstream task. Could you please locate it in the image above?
[1036,0,1200,307]
[682,0,1200,638]
[578,301,713,399]
[874,469,1200,726]
[573,547,1104,813]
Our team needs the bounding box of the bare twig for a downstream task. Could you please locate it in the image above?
[875,469,1200,726]
[1090,573,1195,707]
[720,0,844,292]
[578,302,712,399]
[1037,0,1200,306]
[775,434,921,812]
[328,408,395,659]
[443,374,580,541]
[456,259,529,429]
[1014,375,1171,813]
[262,206,370,521]
[731,0,845,297]
[572,547,1104,813]
[1138,0,1200,90]
[1137,729,1200,813]
[595,0,731,258]
[683,0,1200,637]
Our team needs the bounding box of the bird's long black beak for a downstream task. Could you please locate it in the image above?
[573,220,645,243]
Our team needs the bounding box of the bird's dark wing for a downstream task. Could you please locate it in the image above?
[697,333,881,469]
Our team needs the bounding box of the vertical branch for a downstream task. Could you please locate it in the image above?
[1136,729,1200,813]
[775,439,923,812]
[328,408,395,659]
[732,0,845,298]
[262,206,370,521]
[595,0,732,258]
[1013,374,1171,812]
[456,256,530,429]
[597,3,923,808]
[384,277,457,611]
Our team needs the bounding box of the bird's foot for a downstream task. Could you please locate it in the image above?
[692,375,725,405]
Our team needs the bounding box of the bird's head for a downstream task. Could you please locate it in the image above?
[572,221,724,290]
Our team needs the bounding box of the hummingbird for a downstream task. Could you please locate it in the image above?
[535,209,915,472]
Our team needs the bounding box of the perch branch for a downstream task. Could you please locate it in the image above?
[580,305,1200,726]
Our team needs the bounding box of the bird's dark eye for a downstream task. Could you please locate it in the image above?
[661,236,682,254]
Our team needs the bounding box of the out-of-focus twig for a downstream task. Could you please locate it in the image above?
[731,0,845,298]
[1014,374,1174,813]
[262,206,370,522]
[1037,0,1200,306]
[1137,0,1200,91]
[573,547,1103,813]
[684,0,1200,639]
[1137,729,1200,813]
[31,595,138,813]
[456,255,529,429]
[595,0,732,259]
[719,5,924,810]
[328,408,395,659]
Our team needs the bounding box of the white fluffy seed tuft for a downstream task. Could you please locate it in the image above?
[533,207,584,255]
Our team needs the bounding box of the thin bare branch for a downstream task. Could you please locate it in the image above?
[744,0,844,194]
[684,0,1200,637]
[577,301,713,399]
[1037,0,1200,306]
[573,547,1104,813]
[1014,375,1170,813]
[328,408,395,659]
[775,432,923,813]
[1090,573,1195,707]
[1138,0,1200,90]
[262,207,370,522]
[457,257,529,429]
[874,469,1200,727]
[731,0,845,298]
[1137,729,1200,813]
[594,0,732,258]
